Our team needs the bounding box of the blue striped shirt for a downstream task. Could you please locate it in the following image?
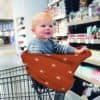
[27,38,75,54]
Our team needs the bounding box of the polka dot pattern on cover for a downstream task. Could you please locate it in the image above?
[21,50,91,92]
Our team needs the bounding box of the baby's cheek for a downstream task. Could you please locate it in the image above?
[52,27,56,32]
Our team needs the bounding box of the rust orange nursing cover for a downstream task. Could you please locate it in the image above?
[21,50,91,92]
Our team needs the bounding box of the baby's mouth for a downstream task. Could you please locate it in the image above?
[44,32,51,35]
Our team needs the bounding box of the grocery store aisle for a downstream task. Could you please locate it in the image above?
[0,45,23,70]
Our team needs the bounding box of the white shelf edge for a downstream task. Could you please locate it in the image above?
[69,39,100,44]
[53,14,66,20]
[67,16,100,26]
[75,63,100,86]
[84,50,100,66]
[48,0,61,6]
[74,70,100,86]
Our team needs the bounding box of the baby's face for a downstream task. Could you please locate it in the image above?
[33,17,55,40]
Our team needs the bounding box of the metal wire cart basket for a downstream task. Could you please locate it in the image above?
[0,65,55,100]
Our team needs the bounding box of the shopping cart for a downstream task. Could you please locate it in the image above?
[0,65,55,100]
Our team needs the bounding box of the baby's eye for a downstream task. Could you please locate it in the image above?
[49,25,53,27]
[41,25,46,27]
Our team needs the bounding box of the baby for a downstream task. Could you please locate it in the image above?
[27,11,88,100]
[28,12,87,54]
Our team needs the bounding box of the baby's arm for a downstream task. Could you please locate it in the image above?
[52,40,88,54]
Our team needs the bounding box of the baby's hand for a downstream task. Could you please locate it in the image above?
[75,46,88,54]
[80,46,88,53]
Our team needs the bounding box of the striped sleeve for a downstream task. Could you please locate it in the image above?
[27,41,43,53]
[52,41,75,54]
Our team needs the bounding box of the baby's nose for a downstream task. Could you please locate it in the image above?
[45,26,51,30]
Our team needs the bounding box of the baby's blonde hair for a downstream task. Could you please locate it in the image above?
[32,12,53,29]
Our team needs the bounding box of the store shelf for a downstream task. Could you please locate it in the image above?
[75,64,100,86]
[70,39,100,44]
[48,0,61,6]
[53,14,66,20]
[67,16,100,26]
[0,45,16,56]
[84,50,100,66]
[0,19,13,21]
[0,45,23,70]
